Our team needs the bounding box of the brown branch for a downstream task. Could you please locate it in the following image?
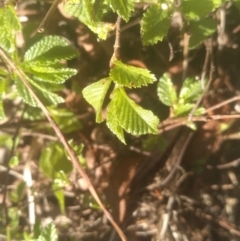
[159,114,240,134]
[109,16,122,68]
[203,95,240,114]
[0,47,126,241]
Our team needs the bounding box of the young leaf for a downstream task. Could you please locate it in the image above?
[24,36,77,63]
[182,0,222,19]
[82,78,112,123]
[157,74,177,106]
[141,4,170,45]
[0,5,21,54]
[189,18,217,49]
[107,88,159,143]
[110,60,156,88]
[39,223,58,241]
[179,77,202,103]
[174,103,205,117]
[40,142,73,179]
[9,155,19,168]
[64,0,114,39]
[87,22,115,40]
[10,181,25,203]
[25,65,77,84]
[108,0,134,22]
[173,102,194,116]
[64,0,92,22]
[52,181,65,214]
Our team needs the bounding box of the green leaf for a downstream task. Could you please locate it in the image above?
[64,0,92,22]
[24,36,77,63]
[82,78,112,123]
[10,181,25,203]
[14,76,64,107]
[182,0,222,19]
[49,107,82,133]
[141,4,170,45]
[174,104,205,117]
[179,77,202,103]
[25,66,77,84]
[40,142,73,179]
[39,223,58,241]
[29,79,65,106]
[109,0,134,22]
[9,155,19,168]
[63,0,114,39]
[157,74,177,106]
[15,78,38,107]
[0,5,21,54]
[110,60,156,88]
[52,181,65,214]
[87,22,116,40]
[107,99,126,144]
[107,88,159,143]
[173,102,194,116]
[189,18,217,48]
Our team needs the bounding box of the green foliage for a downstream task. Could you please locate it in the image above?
[83,60,159,144]
[9,155,19,168]
[0,5,21,55]
[110,60,156,87]
[82,78,112,123]
[189,18,217,48]
[158,74,204,116]
[0,1,227,239]
[40,142,74,214]
[10,181,25,203]
[141,4,170,45]
[181,0,221,19]
[108,0,134,22]
[63,0,114,40]
[107,88,159,144]
[53,175,67,214]
[157,74,177,106]
[19,35,78,106]
[49,107,82,133]
[40,142,73,179]
[37,223,58,241]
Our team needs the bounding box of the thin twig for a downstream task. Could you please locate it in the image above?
[188,40,213,121]
[107,17,141,38]
[37,0,61,32]
[0,47,126,241]
[109,16,121,68]
[159,113,240,135]
[207,158,240,170]
[0,165,24,180]
[200,40,211,89]
[160,132,194,187]
[203,95,240,114]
